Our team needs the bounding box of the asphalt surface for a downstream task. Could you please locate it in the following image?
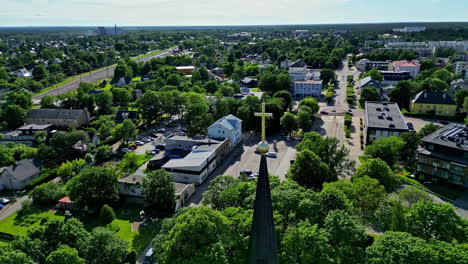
[32,48,176,103]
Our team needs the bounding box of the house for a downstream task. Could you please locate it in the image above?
[391,60,421,78]
[241,77,258,88]
[25,109,90,127]
[58,196,74,210]
[16,68,32,78]
[289,66,309,82]
[410,91,457,117]
[208,114,242,150]
[0,124,53,146]
[0,159,41,190]
[113,77,132,88]
[365,102,409,145]
[175,66,196,74]
[293,80,323,98]
[416,124,468,187]
[359,76,380,89]
[115,110,138,123]
[356,59,390,72]
[289,60,306,68]
[449,79,468,97]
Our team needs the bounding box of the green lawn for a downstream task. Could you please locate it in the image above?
[250,88,261,92]
[132,77,141,82]
[0,205,157,254]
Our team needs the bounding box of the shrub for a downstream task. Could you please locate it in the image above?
[84,153,94,163]
[30,182,66,205]
[100,204,116,225]
[95,145,113,163]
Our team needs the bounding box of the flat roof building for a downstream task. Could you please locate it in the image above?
[365,101,409,144]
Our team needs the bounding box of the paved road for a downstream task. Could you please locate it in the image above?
[0,195,29,221]
[32,48,176,103]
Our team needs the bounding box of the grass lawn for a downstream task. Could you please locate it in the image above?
[0,209,64,237]
[132,77,141,82]
[250,88,261,92]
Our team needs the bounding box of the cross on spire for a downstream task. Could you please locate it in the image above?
[254,103,272,154]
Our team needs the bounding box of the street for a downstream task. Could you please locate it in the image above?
[32,48,176,103]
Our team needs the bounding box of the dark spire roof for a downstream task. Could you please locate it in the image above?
[248,155,279,264]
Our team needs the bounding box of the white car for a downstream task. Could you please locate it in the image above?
[135,141,145,146]
[266,152,277,158]
[142,138,152,143]
[121,148,132,153]
[0,198,10,205]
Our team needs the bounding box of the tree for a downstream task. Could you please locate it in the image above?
[296,132,355,179]
[112,119,137,145]
[359,86,380,106]
[398,50,417,61]
[366,232,437,264]
[273,90,292,111]
[364,137,405,168]
[297,108,312,133]
[389,81,419,110]
[258,71,277,93]
[67,167,119,211]
[31,182,66,205]
[95,145,113,163]
[57,159,86,182]
[454,89,468,108]
[154,207,229,264]
[364,68,383,81]
[405,200,464,242]
[280,220,336,264]
[320,68,336,85]
[352,176,387,220]
[0,67,9,81]
[119,152,139,173]
[111,88,131,107]
[46,245,85,264]
[421,78,449,91]
[40,95,56,109]
[35,130,48,145]
[0,247,35,264]
[204,80,219,94]
[288,149,332,190]
[33,65,48,81]
[399,131,420,161]
[185,95,212,136]
[3,104,26,129]
[100,204,116,225]
[202,175,242,210]
[398,186,430,207]
[142,169,175,211]
[324,210,367,263]
[418,123,441,138]
[276,73,291,91]
[298,97,319,115]
[86,227,128,264]
[95,91,113,115]
[431,68,453,84]
[137,91,164,125]
[280,112,298,136]
[354,158,398,192]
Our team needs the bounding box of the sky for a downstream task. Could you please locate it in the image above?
[0,0,467,27]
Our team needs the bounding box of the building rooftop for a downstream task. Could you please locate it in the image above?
[1,159,41,180]
[393,60,420,67]
[209,114,241,131]
[365,101,408,130]
[175,66,196,70]
[412,91,457,105]
[26,109,87,119]
[421,124,468,152]
[17,124,53,130]
[295,80,322,84]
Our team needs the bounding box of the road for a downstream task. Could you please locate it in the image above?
[0,195,29,221]
[32,48,176,103]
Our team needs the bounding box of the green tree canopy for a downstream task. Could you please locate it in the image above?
[364,137,405,168]
[142,169,176,211]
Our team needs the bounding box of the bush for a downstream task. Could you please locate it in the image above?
[17,200,33,217]
[30,182,66,205]
[84,153,94,163]
[100,204,116,225]
[345,127,351,138]
[95,145,113,163]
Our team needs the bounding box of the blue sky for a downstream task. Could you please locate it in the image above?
[1,0,467,27]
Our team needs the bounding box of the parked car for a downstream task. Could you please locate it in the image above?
[320,111,328,114]
[157,128,166,133]
[151,133,159,138]
[121,148,132,153]
[289,159,295,164]
[135,141,145,146]
[0,204,4,209]
[166,133,174,138]
[151,149,161,155]
[0,198,10,205]
[240,170,252,176]
[249,172,259,180]
[128,145,137,150]
[143,248,154,264]
[438,120,449,125]
[177,131,186,136]
[142,138,152,143]
[266,152,277,158]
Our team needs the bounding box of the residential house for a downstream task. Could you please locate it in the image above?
[0,159,42,190]
[25,109,90,127]
[0,124,53,146]
[391,60,421,78]
[455,61,468,80]
[241,77,258,88]
[115,110,138,124]
[359,76,380,89]
[113,77,132,88]
[365,102,409,144]
[17,68,32,78]
[449,79,468,98]
[417,124,468,187]
[175,66,196,74]
[208,114,242,150]
[410,91,457,117]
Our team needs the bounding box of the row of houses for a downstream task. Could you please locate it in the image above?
[357,59,421,79]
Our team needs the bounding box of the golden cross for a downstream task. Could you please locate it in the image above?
[254,102,273,145]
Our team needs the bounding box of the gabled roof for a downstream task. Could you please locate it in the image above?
[412,91,456,105]
[116,110,137,123]
[26,109,87,119]
[209,114,241,131]
[289,60,306,68]
[2,159,41,180]
[241,77,258,84]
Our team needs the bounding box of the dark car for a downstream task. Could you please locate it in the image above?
[438,120,449,125]
[320,111,328,115]
[155,144,166,150]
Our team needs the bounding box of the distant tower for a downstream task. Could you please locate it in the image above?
[114,24,117,36]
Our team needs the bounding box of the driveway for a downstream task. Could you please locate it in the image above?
[0,195,29,221]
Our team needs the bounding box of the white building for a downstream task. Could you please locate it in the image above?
[392,26,426,33]
[392,60,421,78]
[365,102,409,145]
[289,67,309,82]
[455,61,468,80]
[293,80,323,98]
[208,114,242,150]
[16,68,32,78]
[162,150,217,185]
